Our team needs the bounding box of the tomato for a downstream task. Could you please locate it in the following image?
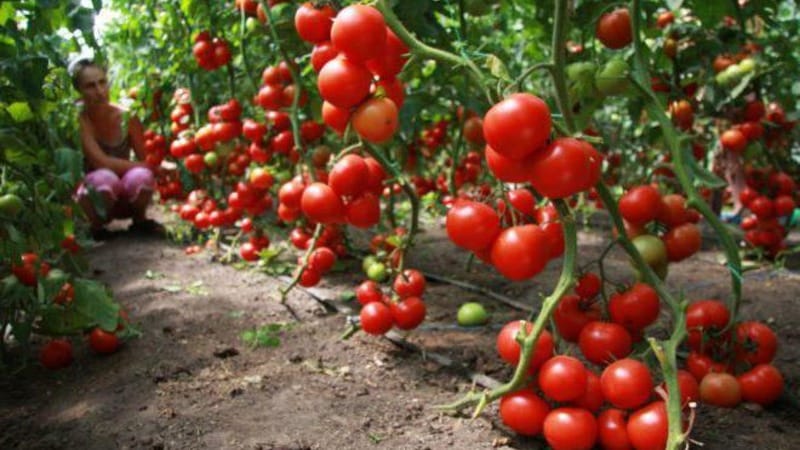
[553,294,601,342]
[457,302,490,326]
[578,321,633,365]
[734,321,777,366]
[685,299,730,352]
[571,370,604,412]
[663,223,701,262]
[685,351,730,382]
[529,138,602,199]
[462,116,484,145]
[356,280,382,305]
[543,407,598,450]
[301,182,345,224]
[596,8,632,49]
[608,283,660,332]
[39,339,73,370]
[329,154,368,197]
[626,401,668,450]
[321,100,351,134]
[330,5,386,63]
[657,194,689,228]
[311,41,338,73]
[317,57,373,108]
[298,267,321,287]
[239,242,260,262]
[482,93,551,160]
[345,192,381,228]
[661,369,700,407]
[540,221,565,259]
[352,97,398,144]
[484,145,540,183]
[360,301,393,335]
[656,10,675,29]
[774,195,796,217]
[539,355,589,402]
[721,128,747,153]
[499,390,550,436]
[496,321,553,373]
[365,28,408,78]
[575,272,602,299]
[601,358,653,409]
[631,234,668,269]
[366,262,387,282]
[393,269,426,298]
[619,185,662,226]
[294,2,335,44]
[0,193,23,216]
[738,364,783,406]
[595,58,630,96]
[699,372,741,408]
[597,409,631,450]
[308,247,336,274]
[89,328,120,354]
[390,296,426,330]
[491,225,550,281]
[506,188,536,219]
[373,77,405,108]
[669,99,694,130]
[445,200,501,252]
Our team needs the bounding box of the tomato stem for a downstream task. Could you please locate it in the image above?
[549,0,576,134]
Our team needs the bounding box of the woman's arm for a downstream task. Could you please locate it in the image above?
[79,114,144,177]
[128,115,148,162]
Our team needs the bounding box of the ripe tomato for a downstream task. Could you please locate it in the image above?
[600,358,653,409]
[89,328,120,354]
[661,369,700,407]
[657,193,689,228]
[737,364,783,406]
[578,321,633,365]
[619,185,662,226]
[734,321,777,366]
[571,370,604,412]
[345,192,381,228]
[298,267,321,287]
[597,8,632,49]
[656,10,675,29]
[496,321,553,373]
[482,93,551,160]
[553,294,601,342]
[529,138,602,199]
[669,99,694,130]
[663,223,701,262]
[543,407,598,450]
[774,195,796,217]
[393,269,426,298]
[608,283,660,332]
[491,225,550,281]
[749,195,775,220]
[308,247,337,273]
[597,409,631,450]
[330,5,386,63]
[721,128,747,153]
[239,242,260,261]
[575,272,601,299]
[626,401,668,450]
[356,280,382,305]
[317,57,373,108]
[329,154,369,197]
[352,97,398,144]
[485,145,540,183]
[699,372,741,408]
[462,116,484,145]
[390,296,426,330]
[360,301,393,335]
[685,351,730,382]
[39,339,73,369]
[294,2,335,44]
[499,390,550,436]
[365,28,408,78]
[445,200,501,252]
[538,355,589,402]
[300,182,345,224]
[685,299,730,352]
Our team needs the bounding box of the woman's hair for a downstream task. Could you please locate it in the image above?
[68,57,106,90]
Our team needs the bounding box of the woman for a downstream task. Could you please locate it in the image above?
[71,58,160,239]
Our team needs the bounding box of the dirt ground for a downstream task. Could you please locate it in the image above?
[1,212,799,450]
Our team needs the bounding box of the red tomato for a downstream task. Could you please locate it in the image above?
[389,296,426,330]
[496,321,553,373]
[774,195,796,217]
[490,225,550,281]
[699,372,741,408]
[529,138,602,199]
[737,364,784,406]
[661,369,700,407]
[543,408,598,450]
[686,351,730,382]
[553,294,601,342]
[627,401,668,450]
[309,247,337,273]
[734,321,777,366]
[317,57,373,108]
[608,283,660,332]
[485,145,540,183]
[365,28,408,78]
[445,200,501,252]
[685,299,730,352]
[330,5,386,62]
[499,390,550,436]
[352,97,398,144]
[721,129,747,153]
[311,41,339,73]
[463,116,484,145]
[601,358,654,409]
[578,321,633,365]
[300,182,345,224]
[597,8,632,49]
[345,193,381,228]
[88,328,119,354]
[393,269,426,298]
[571,370,604,412]
[597,409,631,450]
[39,339,73,369]
[356,280,382,305]
[329,154,369,197]
[321,100,351,134]
[575,272,601,299]
[538,355,589,402]
[483,93,551,160]
[294,2,335,44]
[657,194,689,228]
[656,11,674,29]
[360,301,393,335]
[239,242,260,262]
[298,267,321,287]
[663,223,702,262]
[619,185,663,226]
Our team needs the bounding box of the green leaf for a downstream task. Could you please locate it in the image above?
[17,56,49,100]
[689,0,736,27]
[72,278,119,331]
[92,0,102,12]
[485,54,511,81]
[0,2,15,26]
[6,102,33,122]
[54,147,82,184]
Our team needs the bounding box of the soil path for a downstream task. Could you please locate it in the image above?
[1,220,799,449]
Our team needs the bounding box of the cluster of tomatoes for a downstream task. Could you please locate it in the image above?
[40,322,125,370]
[192,31,231,71]
[142,129,168,168]
[739,168,796,256]
[683,299,783,408]
[286,225,347,287]
[355,268,427,335]
[185,99,245,174]
[303,3,405,143]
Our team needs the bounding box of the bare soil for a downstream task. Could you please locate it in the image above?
[1,213,799,450]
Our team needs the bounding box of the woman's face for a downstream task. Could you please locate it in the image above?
[77,65,109,105]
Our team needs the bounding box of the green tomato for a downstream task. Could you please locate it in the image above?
[631,234,668,269]
[635,260,669,282]
[566,62,597,84]
[362,255,379,274]
[203,151,219,167]
[0,193,23,216]
[245,17,259,33]
[366,262,387,282]
[457,302,490,326]
[738,57,756,74]
[45,268,68,284]
[595,58,630,96]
